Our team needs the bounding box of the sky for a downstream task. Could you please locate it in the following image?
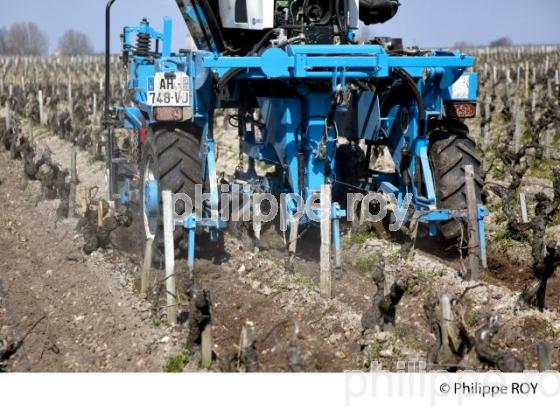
[0,0,559,53]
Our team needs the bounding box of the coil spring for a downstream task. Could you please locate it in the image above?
[136,32,151,57]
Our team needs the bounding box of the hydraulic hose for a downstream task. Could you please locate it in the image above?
[391,67,426,134]
[378,68,427,190]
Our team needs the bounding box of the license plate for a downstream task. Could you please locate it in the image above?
[147,72,191,107]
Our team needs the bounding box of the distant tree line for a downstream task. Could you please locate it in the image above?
[454,37,515,49]
[0,22,94,56]
[57,30,94,56]
[0,22,48,55]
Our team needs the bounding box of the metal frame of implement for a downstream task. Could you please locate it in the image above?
[111,15,488,272]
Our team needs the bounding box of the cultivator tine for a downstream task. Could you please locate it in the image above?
[478,205,489,270]
[187,216,196,273]
[333,218,342,274]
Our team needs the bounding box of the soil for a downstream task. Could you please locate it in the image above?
[1,120,559,372]
[0,152,183,371]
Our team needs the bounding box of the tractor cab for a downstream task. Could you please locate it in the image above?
[176,0,400,54]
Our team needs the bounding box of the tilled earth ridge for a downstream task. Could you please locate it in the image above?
[0,120,559,372]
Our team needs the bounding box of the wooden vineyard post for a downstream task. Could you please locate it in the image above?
[239,321,257,372]
[504,68,510,100]
[38,90,44,125]
[28,120,34,145]
[141,237,154,296]
[288,219,298,256]
[520,192,529,224]
[162,191,178,325]
[200,324,213,369]
[439,294,456,359]
[537,341,552,372]
[5,100,10,130]
[465,165,481,281]
[68,149,78,217]
[544,129,553,160]
[253,201,262,245]
[524,60,529,100]
[97,200,104,227]
[532,64,537,85]
[67,79,73,120]
[350,196,360,231]
[79,186,89,216]
[513,99,522,152]
[320,184,332,298]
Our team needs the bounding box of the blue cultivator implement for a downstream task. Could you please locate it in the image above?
[104,0,487,272]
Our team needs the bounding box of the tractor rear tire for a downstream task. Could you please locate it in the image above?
[429,120,482,242]
[140,125,203,267]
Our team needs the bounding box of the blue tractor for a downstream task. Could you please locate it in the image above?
[104,0,486,270]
